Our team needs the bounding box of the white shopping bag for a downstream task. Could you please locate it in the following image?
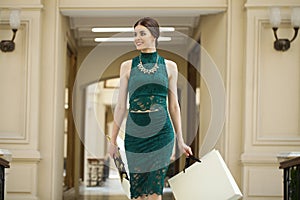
[168,149,243,200]
[121,178,131,199]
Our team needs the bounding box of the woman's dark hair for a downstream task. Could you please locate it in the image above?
[134,17,160,47]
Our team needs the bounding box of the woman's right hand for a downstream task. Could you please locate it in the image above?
[179,142,193,157]
[108,142,118,158]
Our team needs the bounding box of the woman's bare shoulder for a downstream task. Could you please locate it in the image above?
[121,59,132,69]
[165,59,178,78]
[165,59,178,70]
[120,59,132,75]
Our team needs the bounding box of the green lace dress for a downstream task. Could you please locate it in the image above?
[125,52,174,199]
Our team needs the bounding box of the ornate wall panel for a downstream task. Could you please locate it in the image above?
[256,19,300,145]
[243,1,300,199]
[6,163,37,198]
[246,167,282,197]
[244,9,300,150]
[0,9,41,148]
[0,23,28,142]
[0,6,42,200]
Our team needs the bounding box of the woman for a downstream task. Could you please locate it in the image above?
[109,17,192,200]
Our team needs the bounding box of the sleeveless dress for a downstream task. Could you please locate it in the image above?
[125,52,175,199]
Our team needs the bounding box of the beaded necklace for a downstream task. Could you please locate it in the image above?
[137,54,159,74]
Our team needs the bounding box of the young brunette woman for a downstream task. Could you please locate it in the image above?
[109,17,192,200]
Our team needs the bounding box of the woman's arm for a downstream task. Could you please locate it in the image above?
[166,60,193,156]
[109,60,131,156]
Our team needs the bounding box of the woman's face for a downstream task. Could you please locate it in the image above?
[134,25,156,52]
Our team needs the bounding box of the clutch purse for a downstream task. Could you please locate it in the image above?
[113,147,129,181]
[106,135,131,199]
[113,147,131,199]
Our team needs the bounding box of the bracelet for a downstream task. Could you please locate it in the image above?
[106,135,111,141]
[106,135,117,146]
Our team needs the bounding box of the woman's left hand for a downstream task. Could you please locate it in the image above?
[179,142,193,156]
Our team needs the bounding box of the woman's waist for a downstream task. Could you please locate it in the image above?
[129,95,167,113]
[127,107,170,121]
[129,104,167,113]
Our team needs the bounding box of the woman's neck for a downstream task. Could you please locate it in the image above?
[141,48,156,53]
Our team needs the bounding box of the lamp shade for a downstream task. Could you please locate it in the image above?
[269,7,281,27]
[10,9,21,29]
[291,7,300,27]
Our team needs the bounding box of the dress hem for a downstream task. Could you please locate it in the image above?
[131,191,163,199]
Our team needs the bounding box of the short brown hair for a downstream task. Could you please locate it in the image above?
[134,17,160,47]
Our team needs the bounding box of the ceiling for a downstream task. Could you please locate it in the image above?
[61,9,222,47]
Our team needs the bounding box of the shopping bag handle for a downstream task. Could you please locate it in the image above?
[183,155,201,173]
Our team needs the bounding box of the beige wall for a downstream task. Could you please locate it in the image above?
[0,0,71,199]
[242,0,300,199]
[38,0,71,199]
[197,2,245,190]
[198,12,227,153]
[198,0,246,188]
[59,0,227,9]
[0,2,42,200]
[198,1,300,199]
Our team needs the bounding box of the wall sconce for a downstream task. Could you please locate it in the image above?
[0,9,21,53]
[269,7,300,51]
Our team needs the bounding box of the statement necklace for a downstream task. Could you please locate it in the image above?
[137,54,159,74]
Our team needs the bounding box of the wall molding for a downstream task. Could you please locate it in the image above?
[246,167,282,197]
[243,8,300,199]
[59,0,227,10]
[241,152,280,165]
[10,149,41,162]
[244,9,300,149]
[0,0,43,9]
[245,0,300,8]
[255,18,300,146]
[0,10,41,149]
[0,21,29,143]
[0,8,42,200]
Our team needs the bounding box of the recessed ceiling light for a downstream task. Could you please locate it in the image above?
[94,36,172,42]
[92,27,175,32]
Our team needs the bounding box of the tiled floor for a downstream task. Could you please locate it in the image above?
[78,179,128,200]
[64,179,174,200]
